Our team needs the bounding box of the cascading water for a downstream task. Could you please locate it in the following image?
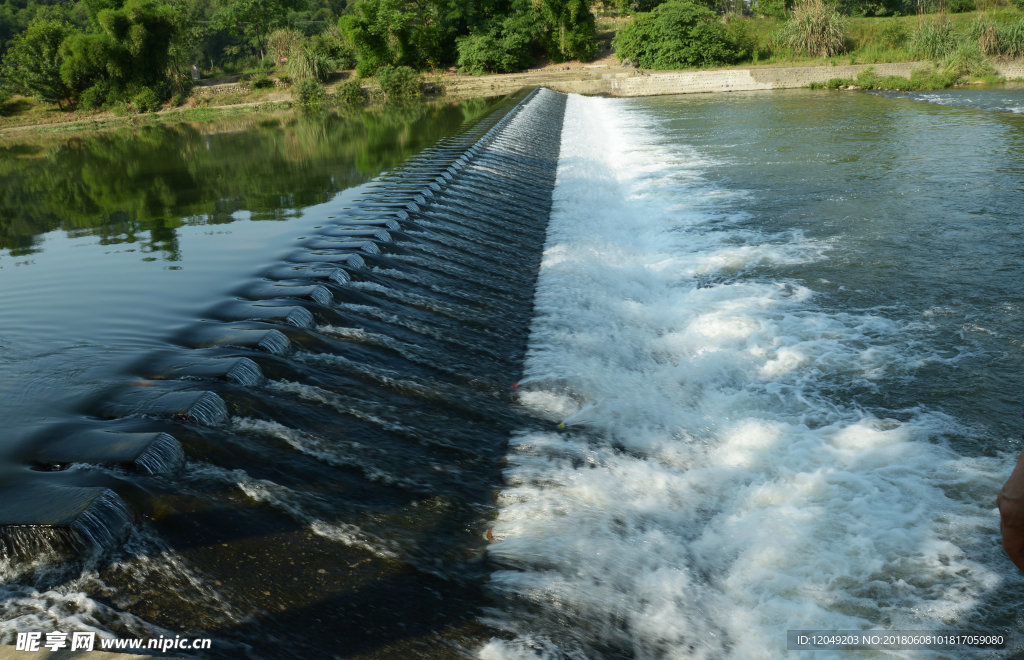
[0,88,569,657]
[479,92,1023,658]
[4,85,1023,659]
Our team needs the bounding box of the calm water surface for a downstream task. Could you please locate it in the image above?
[0,102,495,437]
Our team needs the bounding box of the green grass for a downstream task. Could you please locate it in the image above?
[719,7,1024,65]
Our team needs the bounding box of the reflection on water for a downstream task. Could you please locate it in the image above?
[0,99,499,259]
[0,91,554,658]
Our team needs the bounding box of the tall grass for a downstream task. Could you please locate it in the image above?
[751,8,1024,64]
[287,42,331,82]
[971,15,1024,54]
[778,0,848,57]
[910,16,958,58]
[941,39,995,76]
[268,29,303,64]
[997,17,1024,55]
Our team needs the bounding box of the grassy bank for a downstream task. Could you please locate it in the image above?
[737,8,1024,66]
[5,6,1024,134]
[0,70,445,138]
[0,98,294,140]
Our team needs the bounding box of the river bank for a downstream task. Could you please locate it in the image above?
[3,59,1024,139]
[438,59,1024,98]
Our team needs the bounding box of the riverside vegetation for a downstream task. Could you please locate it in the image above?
[2,0,1024,125]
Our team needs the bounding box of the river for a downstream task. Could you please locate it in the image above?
[0,88,1022,658]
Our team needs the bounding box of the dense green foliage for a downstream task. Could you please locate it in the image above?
[0,0,594,106]
[613,0,745,68]
[535,0,596,60]
[375,63,421,100]
[340,0,595,75]
[294,76,327,104]
[455,11,535,74]
[4,0,1024,112]
[61,0,177,107]
[2,17,71,105]
[335,77,363,104]
[211,0,307,62]
[339,0,431,75]
[333,0,593,75]
[288,39,331,80]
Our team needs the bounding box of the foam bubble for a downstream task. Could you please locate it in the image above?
[483,94,1010,658]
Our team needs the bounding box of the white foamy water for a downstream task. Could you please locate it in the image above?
[0,525,244,645]
[480,94,1011,659]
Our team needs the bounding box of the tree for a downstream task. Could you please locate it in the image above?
[613,0,744,68]
[165,0,212,94]
[2,17,73,106]
[339,0,414,76]
[0,4,19,54]
[60,0,179,108]
[456,9,536,74]
[535,0,596,62]
[213,0,308,61]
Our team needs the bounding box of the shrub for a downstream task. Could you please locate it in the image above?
[78,81,110,109]
[456,11,537,75]
[309,27,357,70]
[59,1,174,110]
[456,33,503,74]
[945,0,976,12]
[817,66,959,91]
[910,17,957,59]
[535,0,596,62]
[855,67,878,87]
[613,0,745,69]
[908,66,957,88]
[295,78,327,106]
[376,64,421,101]
[755,0,791,19]
[778,0,847,58]
[725,19,757,61]
[456,27,534,74]
[336,78,364,105]
[3,18,73,107]
[250,73,275,89]
[131,87,161,113]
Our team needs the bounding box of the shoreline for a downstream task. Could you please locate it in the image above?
[3,59,1024,139]
[437,59,1024,99]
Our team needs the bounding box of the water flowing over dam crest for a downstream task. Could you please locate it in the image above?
[0,87,567,656]
[2,86,1024,657]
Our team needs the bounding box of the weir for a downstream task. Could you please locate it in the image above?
[0,83,568,652]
